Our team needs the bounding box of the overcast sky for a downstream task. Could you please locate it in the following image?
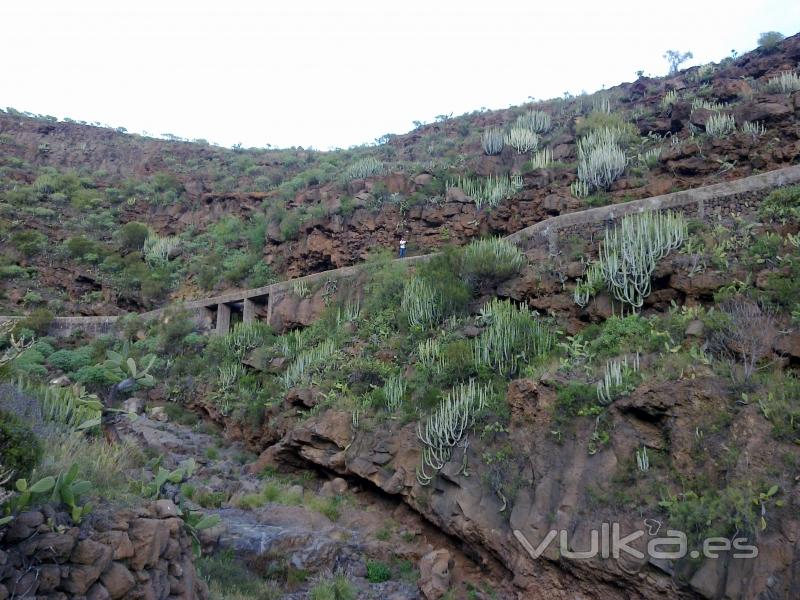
[2,1,798,150]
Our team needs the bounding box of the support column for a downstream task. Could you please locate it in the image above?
[215,303,231,335]
[243,298,256,323]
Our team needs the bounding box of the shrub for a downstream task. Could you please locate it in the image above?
[575,112,637,142]
[365,561,392,583]
[417,247,472,318]
[759,185,800,222]
[117,222,150,252]
[0,410,42,478]
[10,230,46,257]
[66,236,102,259]
[309,575,357,600]
[578,314,666,359]
[461,238,525,287]
[279,212,301,241]
[758,31,784,51]
[17,308,54,336]
[47,347,94,372]
[663,49,693,74]
[554,382,597,423]
[73,364,118,388]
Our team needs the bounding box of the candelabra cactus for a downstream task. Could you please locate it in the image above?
[574,210,687,310]
[529,147,553,170]
[402,276,441,328]
[416,380,490,486]
[515,109,552,133]
[447,174,523,209]
[576,127,627,192]
[481,127,505,155]
[596,353,640,405]
[505,127,539,153]
[383,374,406,412]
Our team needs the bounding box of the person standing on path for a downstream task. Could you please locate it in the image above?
[399,238,407,258]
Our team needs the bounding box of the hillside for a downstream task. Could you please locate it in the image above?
[1,32,800,600]
[2,34,799,317]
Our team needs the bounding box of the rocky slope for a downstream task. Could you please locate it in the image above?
[2,34,800,313]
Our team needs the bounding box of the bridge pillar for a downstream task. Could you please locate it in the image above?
[243,298,256,323]
[216,303,231,335]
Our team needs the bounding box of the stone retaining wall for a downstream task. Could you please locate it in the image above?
[0,500,207,600]
[506,164,800,255]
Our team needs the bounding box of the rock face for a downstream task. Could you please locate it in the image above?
[418,549,452,600]
[251,376,800,599]
[0,502,207,599]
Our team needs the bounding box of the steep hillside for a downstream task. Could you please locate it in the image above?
[2,32,800,600]
[1,35,799,317]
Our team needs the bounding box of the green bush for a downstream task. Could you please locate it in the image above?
[578,314,668,359]
[279,212,301,241]
[0,265,27,279]
[461,238,526,288]
[10,230,46,257]
[365,561,392,583]
[759,185,800,222]
[47,347,94,372]
[66,236,103,259]
[9,348,47,378]
[117,222,150,252]
[758,31,784,51]
[309,575,357,600]
[73,365,117,388]
[417,247,472,318]
[0,410,42,478]
[662,485,759,547]
[575,112,638,143]
[17,308,54,336]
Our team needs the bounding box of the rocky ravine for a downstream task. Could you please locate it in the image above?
[247,376,799,600]
[121,410,516,599]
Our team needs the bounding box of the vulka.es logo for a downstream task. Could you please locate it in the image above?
[513,522,758,562]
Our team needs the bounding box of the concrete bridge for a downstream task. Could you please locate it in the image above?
[4,164,800,338]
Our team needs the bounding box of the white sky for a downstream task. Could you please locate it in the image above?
[1,1,798,150]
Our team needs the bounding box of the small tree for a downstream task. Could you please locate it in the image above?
[711,298,777,384]
[663,50,693,75]
[758,31,784,52]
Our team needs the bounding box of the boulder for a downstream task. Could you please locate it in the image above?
[122,397,145,415]
[320,477,348,497]
[49,375,71,387]
[685,319,705,338]
[149,406,168,422]
[418,549,452,600]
